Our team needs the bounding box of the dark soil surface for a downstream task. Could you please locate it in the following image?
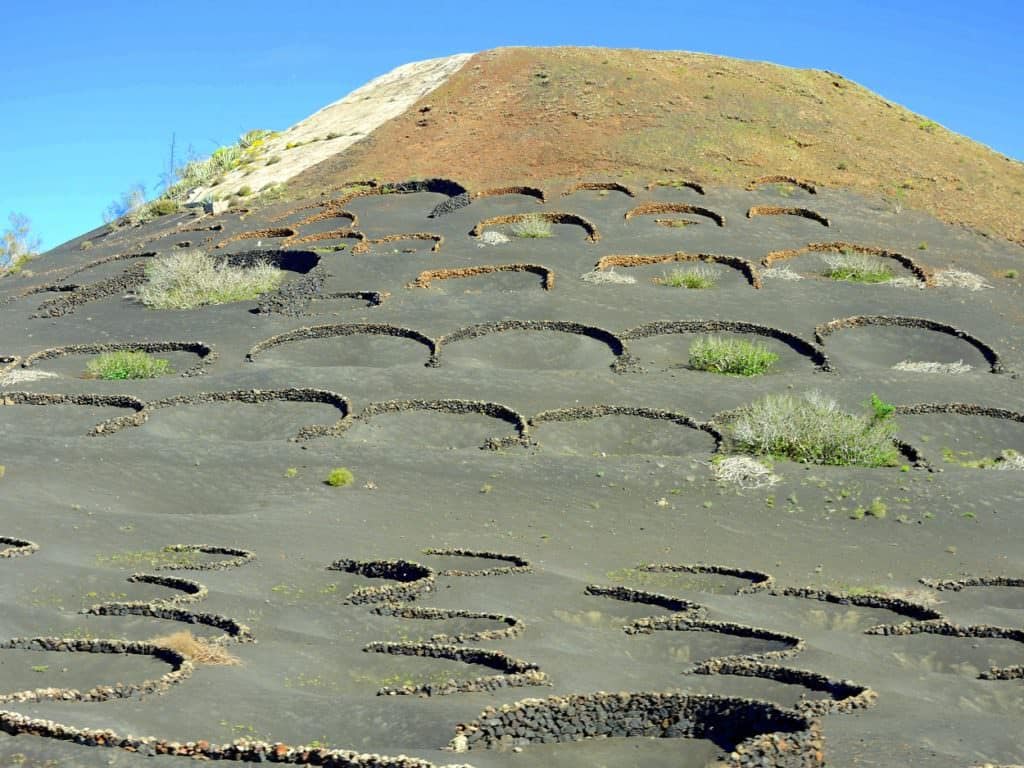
[1,177,1023,767]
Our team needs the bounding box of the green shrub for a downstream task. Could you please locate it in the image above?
[86,350,172,380]
[1006,269,1019,279]
[724,391,901,467]
[325,467,354,487]
[148,199,180,216]
[821,252,893,283]
[235,185,252,197]
[136,251,284,310]
[688,336,778,376]
[510,214,552,238]
[654,264,720,289]
[866,498,888,518]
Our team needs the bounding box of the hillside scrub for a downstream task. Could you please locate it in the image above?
[724,391,901,467]
[137,251,283,310]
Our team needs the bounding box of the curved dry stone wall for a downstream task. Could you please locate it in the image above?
[20,341,217,378]
[340,399,530,450]
[80,572,254,644]
[0,637,191,704]
[636,563,776,594]
[470,213,601,242]
[0,536,38,558]
[451,691,822,768]
[584,584,705,616]
[421,548,532,576]
[34,260,149,318]
[688,660,877,717]
[352,232,443,254]
[363,641,548,696]
[409,264,555,291]
[286,228,367,249]
[747,207,830,227]
[530,405,722,450]
[864,620,1024,680]
[621,321,829,370]
[562,181,637,197]
[156,544,256,571]
[595,252,762,288]
[763,242,933,286]
[920,574,1024,591]
[327,558,436,604]
[646,179,706,195]
[214,227,297,249]
[625,202,725,226]
[436,321,636,373]
[247,323,437,366]
[746,176,818,194]
[371,605,525,643]
[137,388,352,441]
[293,208,359,228]
[814,316,1005,373]
[775,586,945,625]
[1,392,148,435]
[473,185,547,203]
[625,617,805,666]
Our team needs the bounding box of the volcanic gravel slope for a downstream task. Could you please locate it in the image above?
[2,61,1024,768]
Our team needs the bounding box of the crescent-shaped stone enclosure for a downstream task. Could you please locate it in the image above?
[351,232,443,254]
[892,403,1024,468]
[18,341,217,378]
[435,320,636,372]
[409,264,555,291]
[214,228,297,249]
[624,202,725,226]
[473,185,547,203]
[247,323,438,367]
[338,399,531,450]
[628,563,776,595]
[746,175,818,194]
[470,212,601,242]
[420,547,532,576]
[454,691,819,763]
[133,388,352,442]
[363,641,548,695]
[1,392,148,436]
[620,320,831,371]
[646,179,706,195]
[814,316,1004,373]
[32,258,153,318]
[284,229,367,248]
[747,206,830,227]
[595,253,762,288]
[326,558,436,604]
[584,583,706,616]
[371,604,525,643]
[562,181,637,197]
[0,536,39,558]
[529,405,722,455]
[763,241,934,286]
[292,207,359,228]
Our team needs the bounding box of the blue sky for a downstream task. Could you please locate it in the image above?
[2,0,1021,250]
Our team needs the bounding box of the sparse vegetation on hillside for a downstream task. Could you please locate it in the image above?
[0,213,42,275]
[86,350,173,380]
[136,251,283,310]
[821,252,893,283]
[653,265,720,289]
[510,214,552,238]
[724,391,901,467]
[689,336,778,376]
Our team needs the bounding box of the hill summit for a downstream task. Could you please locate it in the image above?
[197,46,1024,246]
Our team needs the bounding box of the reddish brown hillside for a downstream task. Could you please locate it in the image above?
[288,46,1024,245]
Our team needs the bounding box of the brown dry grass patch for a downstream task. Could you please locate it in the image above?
[149,631,240,666]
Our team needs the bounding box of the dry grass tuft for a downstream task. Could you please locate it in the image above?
[933,268,991,291]
[149,630,240,665]
[580,269,636,285]
[711,456,780,489]
[137,251,284,310]
[893,360,973,374]
[761,266,803,281]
